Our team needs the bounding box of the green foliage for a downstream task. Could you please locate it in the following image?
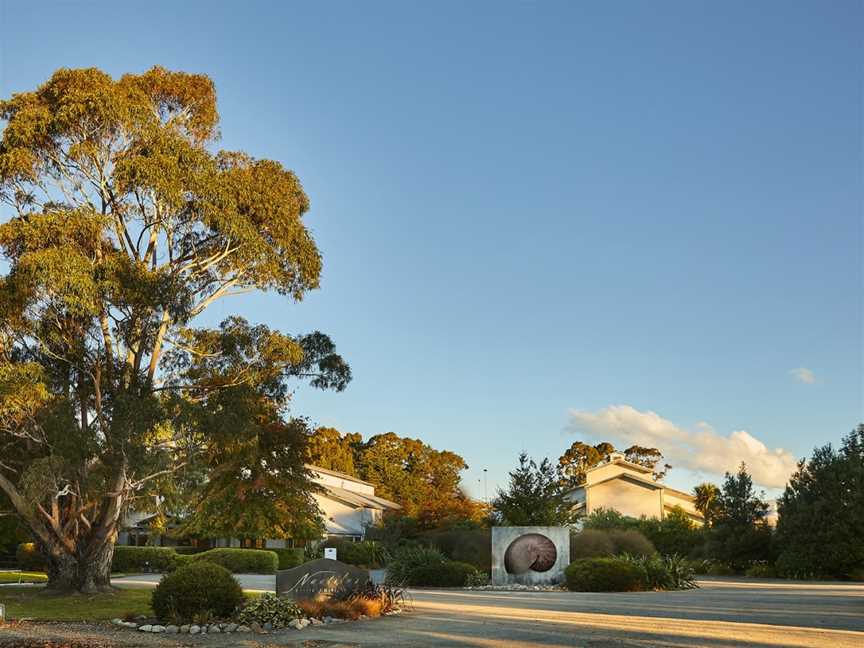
[189,548,278,574]
[775,425,864,580]
[306,429,484,530]
[745,563,777,578]
[151,562,243,623]
[408,560,480,587]
[706,561,736,576]
[0,66,350,591]
[271,548,305,570]
[322,540,390,568]
[707,464,773,570]
[16,542,46,571]
[236,593,301,628]
[418,527,491,571]
[385,546,447,585]
[581,508,638,531]
[618,554,698,590]
[638,507,703,557]
[493,452,576,526]
[570,529,656,560]
[111,546,178,573]
[693,483,721,527]
[557,441,670,488]
[565,558,645,592]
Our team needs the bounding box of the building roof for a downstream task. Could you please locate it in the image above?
[566,471,697,503]
[585,455,654,476]
[317,484,401,511]
[307,464,375,486]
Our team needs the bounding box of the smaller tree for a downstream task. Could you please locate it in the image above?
[693,482,721,527]
[708,464,772,570]
[494,452,576,526]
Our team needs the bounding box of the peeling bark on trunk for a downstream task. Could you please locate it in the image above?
[44,538,116,594]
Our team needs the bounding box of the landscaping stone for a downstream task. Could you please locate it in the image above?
[189,625,201,634]
[151,625,166,633]
[180,625,190,633]
[138,625,152,632]
[236,625,251,633]
[250,621,264,634]
[263,621,273,631]
[310,617,323,625]
[209,623,221,633]
[225,623,237,632]
[165,625,178,634]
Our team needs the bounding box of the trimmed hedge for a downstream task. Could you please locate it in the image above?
[112,546,178,573]
[408,560,480,587]
[189,548,278,574]
[570,529,656,560]
[152,562,243,623]
[16,543,46,571]
[565,558,645,592]
[272,548,304,570]
[418,528,492,571]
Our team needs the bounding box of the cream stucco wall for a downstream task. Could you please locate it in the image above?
[588,479,663,519]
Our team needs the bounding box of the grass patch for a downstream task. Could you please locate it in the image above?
[0,571,48,584]
[0,587,153,621]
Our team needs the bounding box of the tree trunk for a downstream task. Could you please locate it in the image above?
[43,538,116,594]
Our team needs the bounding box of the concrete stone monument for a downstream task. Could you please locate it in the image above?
[491,526,570,585]
[276,558,370,600]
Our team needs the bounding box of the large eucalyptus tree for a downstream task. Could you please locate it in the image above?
[0,67,349,592]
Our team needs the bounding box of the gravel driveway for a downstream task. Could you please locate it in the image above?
[3,577,862,647]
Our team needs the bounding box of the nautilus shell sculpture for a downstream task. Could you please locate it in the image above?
[504,533,557,574]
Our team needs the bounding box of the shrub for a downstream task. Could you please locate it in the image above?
[236,593,301,628]
[638,508,704,557]
[582,508,640,531]
[322,540,390,568]
[570,530,615,560]
[271,548,305,570]
[16,543,46,571]
[407,560,480,587]
[706,561,736,576]
[570,529,655,560]
[419,528,492,571]
[112,546,177,573]
[565,558,645,592]
[386,546,447,585]
[151,562,243,623]
[745,563,777,578]
[173,546,210,555]
[331,580,407,615]
[189,548,278,574]
[619,554,698,590]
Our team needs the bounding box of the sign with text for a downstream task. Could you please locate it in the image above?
[324,547,337,560]
[276,558,370,600]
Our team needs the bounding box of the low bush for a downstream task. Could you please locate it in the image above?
[331,580,407,616]
[619,554,698,590]
[418,528,492,572]
[236,593,301,628]
[172,546,210,555]
[151,562,243,623]
[744,563,777,578]
[16,543,46,571]
[189,548,278,574]
[112,546,177,573]
[321,540,390,568]
[408,560,480,587]
[272,548,305,570]
[706,561,736,576]
[570,529,655,560]
[565,558,645,592]
[385,546,447,585]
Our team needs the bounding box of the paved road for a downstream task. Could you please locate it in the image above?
[110,576,864,647]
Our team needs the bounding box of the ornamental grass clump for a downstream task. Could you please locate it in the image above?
[564,557,645,592]
[236,593,302,628]
[618,553,698,590]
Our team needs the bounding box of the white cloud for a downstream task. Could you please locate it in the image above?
[566,405,798,489]
[789,367,816,384]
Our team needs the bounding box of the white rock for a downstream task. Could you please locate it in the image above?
[310,617,323,625]
[288,619,301,629]
[111,618,123,626]
[180,625,190,633]
[209,623,221,633]
[236,625,251,633]
[151,625,166,633]
[189,625,201,634]
[165,625,178,634]
[138,625,152,632]
[224,623,237,632]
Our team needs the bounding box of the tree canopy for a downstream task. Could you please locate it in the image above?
[775,425,864,579]
[0,67,348,591]
[305,427,483,529]
[493,452,576,526]
[557,441,670,488]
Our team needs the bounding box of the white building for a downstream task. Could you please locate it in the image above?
[564,452,703,525]
[118,465,400,548]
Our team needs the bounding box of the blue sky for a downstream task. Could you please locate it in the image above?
[1,1,861,497]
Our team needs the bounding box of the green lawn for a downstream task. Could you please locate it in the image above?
[0,571,48,584]
[0,587,153,620]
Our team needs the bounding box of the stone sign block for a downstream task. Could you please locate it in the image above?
[491,526,570,586]
[276,558,370,600]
